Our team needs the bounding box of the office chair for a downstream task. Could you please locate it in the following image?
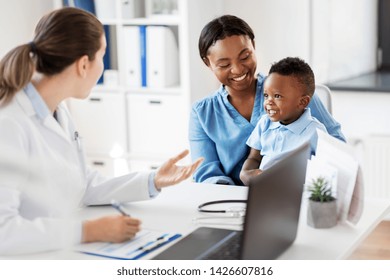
[315,84,332,114]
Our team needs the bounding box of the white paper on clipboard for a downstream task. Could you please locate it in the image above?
[305,130,364,224]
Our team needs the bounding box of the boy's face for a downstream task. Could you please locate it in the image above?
[263,73,309,125]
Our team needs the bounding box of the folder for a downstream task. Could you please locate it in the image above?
[97,25,113,84]
[140,25,147,87]
[123,26,145,88]
[95,0,144,20]
[63,0,95,14]
[76,230,181,260]
[122,0,145,19]
[123,26,179,88]
[94,0,116,19]
[146,26,179,88]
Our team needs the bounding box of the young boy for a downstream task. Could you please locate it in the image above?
[240,57,327,185]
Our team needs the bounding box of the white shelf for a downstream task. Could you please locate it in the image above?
[100,16,180,26]
[125,86,181,95]
[92,85,182,95]
[63,0,223,177]
[121,16,180,26]
[92,84,123,93]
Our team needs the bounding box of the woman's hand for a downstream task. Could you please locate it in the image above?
[82,215,141,243]
[154,149,203,189]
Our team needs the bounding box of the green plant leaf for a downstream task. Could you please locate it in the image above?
[307,176,335,202]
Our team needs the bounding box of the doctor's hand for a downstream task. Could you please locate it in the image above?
[82,215,141,243]
[154,149,203,189]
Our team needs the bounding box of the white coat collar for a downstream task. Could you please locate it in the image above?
[17,83,72,144]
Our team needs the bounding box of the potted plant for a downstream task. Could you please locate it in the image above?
[306,176,337,228]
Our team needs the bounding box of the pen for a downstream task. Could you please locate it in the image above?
[126,234,181,259]
[111,200,131,216]
[139,235,170,251]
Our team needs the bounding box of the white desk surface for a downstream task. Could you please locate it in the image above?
[8,182,390,260]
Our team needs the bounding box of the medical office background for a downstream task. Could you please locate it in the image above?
[1,0,389,215]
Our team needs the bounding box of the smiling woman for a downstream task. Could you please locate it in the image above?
[189,14,346,186]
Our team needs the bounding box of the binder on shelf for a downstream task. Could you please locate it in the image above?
[94,0,116,19]
[63,0,96,14]
[122,0,146,19]
[146,26,179,88]
[145,0,179,18]
[123,26,145,88]
[140,26,147,87]
[97,25,113,84]
[123,25,179,88]
[94,0,145,20]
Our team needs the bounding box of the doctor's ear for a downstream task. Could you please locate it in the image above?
[76,55,89,78]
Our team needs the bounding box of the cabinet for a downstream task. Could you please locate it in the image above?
[62,0,221,176]
[67,90,127,156]
[127,94,187,158]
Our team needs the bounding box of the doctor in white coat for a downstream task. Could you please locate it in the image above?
[0,7,202,255]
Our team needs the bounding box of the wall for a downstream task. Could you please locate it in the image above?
[0,0,378,84]
[222,0,311,76]
[184,0,222,104]
[0,0,53,59]
[311,0,377,83]
[222,0,377,84]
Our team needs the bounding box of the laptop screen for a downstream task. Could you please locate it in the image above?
[241,142,310,259]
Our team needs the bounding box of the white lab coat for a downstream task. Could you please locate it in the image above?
[0,90,152,255]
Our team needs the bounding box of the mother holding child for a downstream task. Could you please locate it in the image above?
[189,15,345,186]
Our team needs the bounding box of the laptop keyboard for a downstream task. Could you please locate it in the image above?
[202,231,242,260]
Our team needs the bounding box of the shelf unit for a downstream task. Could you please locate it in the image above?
[56,0,221,176]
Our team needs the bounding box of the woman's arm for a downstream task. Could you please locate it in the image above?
[0,186,145,254]
[189,106,235,185]
[0,187,82,255]
[309,93,346,142]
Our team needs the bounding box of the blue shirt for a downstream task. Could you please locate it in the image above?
[189,73,345,186]
[247,108,326,170]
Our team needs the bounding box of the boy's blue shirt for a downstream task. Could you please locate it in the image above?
[189,73,345,186]
[247,108,326,170]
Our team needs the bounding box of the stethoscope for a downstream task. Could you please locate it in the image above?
[193,200,247,225]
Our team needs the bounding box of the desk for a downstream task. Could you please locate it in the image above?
[7,182,390,260]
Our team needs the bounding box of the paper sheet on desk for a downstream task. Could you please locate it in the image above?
[305,130,364,224]
[193,215,244,227]
[75,230,181,260]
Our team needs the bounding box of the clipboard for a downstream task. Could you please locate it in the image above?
[76,230,182,260]
[305,130,364,224]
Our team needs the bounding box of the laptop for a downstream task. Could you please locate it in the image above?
[153,142,310,260]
